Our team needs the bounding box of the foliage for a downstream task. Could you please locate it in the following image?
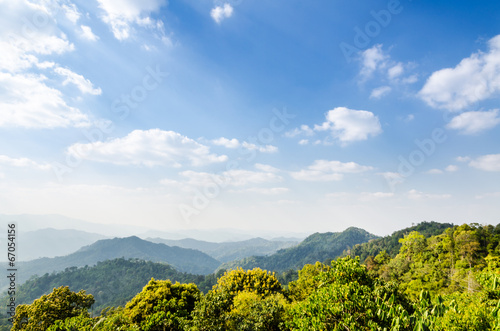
[11,286,94,331]
[124,278,200,331]
[191,268,285,330]
[349,221,454,262]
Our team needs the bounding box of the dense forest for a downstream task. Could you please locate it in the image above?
[4,222,500,330]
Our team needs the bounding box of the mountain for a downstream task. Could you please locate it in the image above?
[348,221,455,262]
[220,227,379,272]
[1,236,221,290]
[147,237,299,263]
[0,214,150,237]
[19,228,108,261]
[0,258,219,314]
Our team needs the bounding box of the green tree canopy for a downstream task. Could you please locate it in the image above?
[11,286,94,331]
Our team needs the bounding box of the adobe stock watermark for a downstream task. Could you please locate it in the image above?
[178,107,295,224]
[339,0,413,63]
[52,66,168,182]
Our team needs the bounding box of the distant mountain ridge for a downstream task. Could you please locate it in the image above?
[1,236,221,290]
[147,237,299,263]
[221,227,379,272]
[19,228,108,261]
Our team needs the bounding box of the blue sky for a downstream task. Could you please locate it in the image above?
[1,0,499,236]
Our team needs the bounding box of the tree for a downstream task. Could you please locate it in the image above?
[11,286,94,331]
[191,268,284,330]
[123,278,200,331]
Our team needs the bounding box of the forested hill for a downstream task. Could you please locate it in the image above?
[2,236,221,288]
[348,221,454,262]
[221,227,378,272]
[0,258,220,315]
[147,237,299,263]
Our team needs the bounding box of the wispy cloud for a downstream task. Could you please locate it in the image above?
[96,0,166,40]
[469,154,500,172]
[291,160,373,181]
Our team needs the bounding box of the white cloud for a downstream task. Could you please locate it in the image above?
[67,129,228,167]
[475,192,500,199]
[419,34,500,110]
[211,3,233,24]
[445,165,459,172]
[388,63,404,79]
[360,44,387,79]
[370,86,392,99]
[408,189,451,200]
[0,72,90,128]
[80,25,99,41]
[62,3,81,23]
[469,154,500,172]
[242,187,289,195]
[212,137,240,149]
[456,156,471,162]
[426,169,443,175]
[284,125,314,138]
[96,0,166,40]
[242,142,278,153]
[211,137,277,153]
[446,109,500,134]
[174,169,283,189]
[0,155,51,170]
[298,139,309,145]
[290,160,373,182]
[314,107,382,143]
[254,164,280,173]
[54,66,102,95]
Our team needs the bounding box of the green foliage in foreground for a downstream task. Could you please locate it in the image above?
[6,222,500,330]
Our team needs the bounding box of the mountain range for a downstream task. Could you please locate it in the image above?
[147,237,299,263]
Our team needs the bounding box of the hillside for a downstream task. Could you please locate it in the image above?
[1,236,221,289]
[147,237,299,262]
[347,221,454,262]
[0,258,219,315]
[19,228,108,261]
[220,227,378,272]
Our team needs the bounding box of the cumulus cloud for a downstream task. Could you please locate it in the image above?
[446,109,500,134]
[211,3,233,24]
[469,154,500,172]
[290,160,373,181]
[445,165,459,172]
[419,34,500,110]
[96,0,166,40]
[67,129,228,167]
[314,107,382,143]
